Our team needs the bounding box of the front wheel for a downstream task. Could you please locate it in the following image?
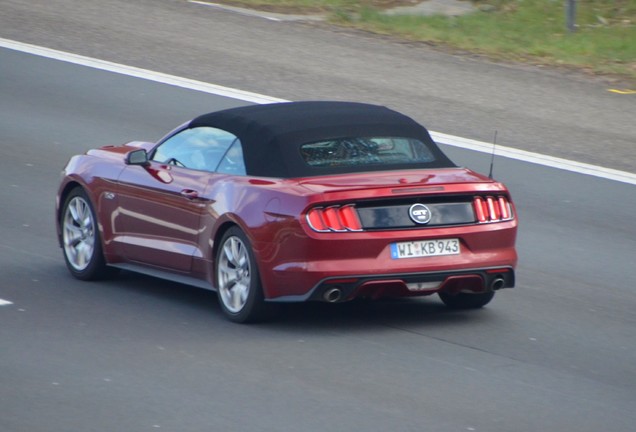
[61,187,110,280]
[216,227,270,323]
[438,291,495,309]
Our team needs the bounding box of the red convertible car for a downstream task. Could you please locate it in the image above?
[56,101,518,322]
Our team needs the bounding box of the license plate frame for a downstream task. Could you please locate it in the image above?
[390,238,460,259]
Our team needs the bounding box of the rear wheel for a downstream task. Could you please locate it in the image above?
[438,291,495,309]
[216,227,270,323]
[61,188,110,280]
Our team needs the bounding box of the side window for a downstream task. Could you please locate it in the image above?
[216,140,246,176]
[151,127,238,172]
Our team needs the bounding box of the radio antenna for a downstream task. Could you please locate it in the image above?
[488,130,498,179]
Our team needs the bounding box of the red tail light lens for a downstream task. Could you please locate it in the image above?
[473,196,513,223]
[486,197,500,221]
[338,205,362,231]
[473,197,487,223]
[498,196,511,220]
[322,207,345,231]
[306,205,363,232]
[307,208,328,231]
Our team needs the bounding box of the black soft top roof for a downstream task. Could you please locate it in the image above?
[189,101,455,178]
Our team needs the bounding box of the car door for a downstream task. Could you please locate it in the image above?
[114,127,237,272]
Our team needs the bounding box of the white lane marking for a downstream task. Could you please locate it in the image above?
[187,1,325,22]
[0,299,14,306]
[431,132,636,186]
[188,1,282,21]
[1,38,635,186]
[0,38,284,105]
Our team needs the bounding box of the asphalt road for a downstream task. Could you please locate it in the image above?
[2,47,636,432]
[0,0,635,173]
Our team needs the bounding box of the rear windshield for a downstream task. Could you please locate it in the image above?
[300,137,435,168]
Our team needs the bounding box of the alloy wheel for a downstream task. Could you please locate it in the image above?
[217,235,252,313]
[63,196,96,271]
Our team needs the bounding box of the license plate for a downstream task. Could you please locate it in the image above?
[390,239,460,259]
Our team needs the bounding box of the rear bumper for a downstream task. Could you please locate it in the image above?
[256,217,518,302]
[267,266,515,303]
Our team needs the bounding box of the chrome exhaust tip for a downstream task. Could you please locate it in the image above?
[491,277,505,291]
[323,287,343,303]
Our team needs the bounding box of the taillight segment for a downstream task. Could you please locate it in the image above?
[308,197,513,232]
[307,205,363,232]
[473,196,513,223]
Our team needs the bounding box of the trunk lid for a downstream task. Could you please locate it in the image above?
[298,168,492,194]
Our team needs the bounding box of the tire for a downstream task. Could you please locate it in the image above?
[60,187,111,280]
[438,291,495,310]
[216,227,270,323]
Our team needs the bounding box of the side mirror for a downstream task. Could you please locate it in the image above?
[126,149,150,166]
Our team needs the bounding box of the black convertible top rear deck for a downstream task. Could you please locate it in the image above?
[189,101,454,178]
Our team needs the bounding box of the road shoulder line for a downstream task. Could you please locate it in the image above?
[2,38,634,186]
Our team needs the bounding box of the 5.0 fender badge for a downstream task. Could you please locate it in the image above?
[409,203,432,224]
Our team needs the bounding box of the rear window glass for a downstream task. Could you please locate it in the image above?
[300,137,435,168]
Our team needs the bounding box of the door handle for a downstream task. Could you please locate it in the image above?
[180,189,200,199]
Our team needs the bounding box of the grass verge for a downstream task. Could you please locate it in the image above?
[215,0,636,82]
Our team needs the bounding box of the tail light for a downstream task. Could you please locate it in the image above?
[473,196,513,223]
[307,205,363,232]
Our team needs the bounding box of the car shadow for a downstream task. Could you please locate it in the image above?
[92,270,494,331]
[269,298,491,330]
